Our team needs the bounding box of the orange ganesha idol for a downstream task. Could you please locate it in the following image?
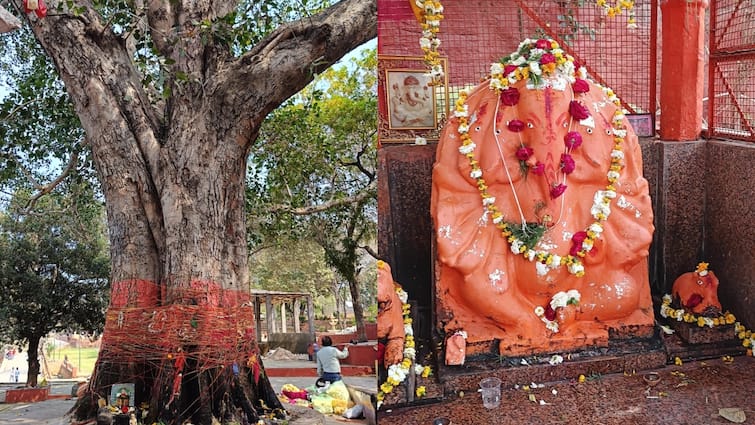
[431,38,655,356]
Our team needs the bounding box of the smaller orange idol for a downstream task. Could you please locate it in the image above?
[671,262,722,316]
[377,261,406,368]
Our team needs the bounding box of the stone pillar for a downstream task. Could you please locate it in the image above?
[280,302,287,333]
[659,0,708,140]
[293,299,302,333]
[265,296,273,339]
[254,297,263,343]
[307,296,316,343]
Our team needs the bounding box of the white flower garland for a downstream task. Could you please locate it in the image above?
[377,285,433,408]
[660,293,755,353]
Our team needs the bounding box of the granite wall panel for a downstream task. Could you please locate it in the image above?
[704,140,755,329]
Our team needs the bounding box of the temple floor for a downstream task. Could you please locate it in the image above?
[377,356,754,425]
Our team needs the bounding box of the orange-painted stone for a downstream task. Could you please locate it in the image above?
[431,73,655,357]
[340,344,377,367]
[265,365,374,377]
[659,0,708,140]
[5,387,50,403]
[672,270,722,315]
[377,262,406,368]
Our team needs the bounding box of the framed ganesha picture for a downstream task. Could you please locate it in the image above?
[386,69,437,130]
[378,55,449,143]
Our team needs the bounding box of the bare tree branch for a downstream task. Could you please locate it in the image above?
[24,152,79,210]
[359,244,377,259]
[214,0,377,143]
[266,180,376,216]
[340,136,376,181]
[0,98,42,122]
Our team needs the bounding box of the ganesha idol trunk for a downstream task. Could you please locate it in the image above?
[429,38,664,388]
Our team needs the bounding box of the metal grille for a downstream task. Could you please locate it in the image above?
[378,0,656,144]
[708,0,755,141]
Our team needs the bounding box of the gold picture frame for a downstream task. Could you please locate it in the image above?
[378,55,449,143]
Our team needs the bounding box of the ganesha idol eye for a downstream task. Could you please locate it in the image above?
[475,126,481,132]
[605,129,612,135]
[495,129,501,134]
[527,122,534,129]
[586,128,593,134]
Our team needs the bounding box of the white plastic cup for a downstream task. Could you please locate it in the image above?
[479,377,502,409]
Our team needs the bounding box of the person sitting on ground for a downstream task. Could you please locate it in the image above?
[316,335,349,383]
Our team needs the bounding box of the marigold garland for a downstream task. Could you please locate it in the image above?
[660,294,755,355]
[454,38,629,277]
[414,0,444,86]
[410,0,638,87]
[376,282,433,409]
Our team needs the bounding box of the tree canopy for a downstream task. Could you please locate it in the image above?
[0,187,109,385]
[248,46,377,338]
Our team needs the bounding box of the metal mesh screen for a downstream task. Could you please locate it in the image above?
[708,0,755,141]
[378,0,655,143]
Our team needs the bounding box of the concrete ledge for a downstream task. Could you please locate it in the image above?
[266,365,374,377]
[5,386,50,403]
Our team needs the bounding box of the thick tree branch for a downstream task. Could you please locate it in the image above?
[146,0,175,57]
[266,180,376,216]
[214,0,376,144]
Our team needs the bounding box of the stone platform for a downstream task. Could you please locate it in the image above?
[377,356,755,425]
[662,332,746,363]
[438,336,666,394]
[380,336,667,409]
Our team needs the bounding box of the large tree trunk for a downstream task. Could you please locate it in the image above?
[348,275,368,342]
[26,336,42,387]
[13,0,376,422]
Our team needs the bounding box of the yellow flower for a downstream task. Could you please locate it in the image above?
[578,374,586,383]
[421,366,432,378]
[674,356,683,366]
[377,260,385,270]
[380,382,394,393]
[696,317,706,327]
[416,386,427,397]
[695,262,709,274]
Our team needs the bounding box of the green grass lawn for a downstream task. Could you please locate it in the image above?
[47,347,99,377]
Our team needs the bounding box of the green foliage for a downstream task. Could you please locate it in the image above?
[507,221,547,250]
[247,46,377,319]
[0,0,335,201]
[249,240,335,297]
[0,189,110,347]
[247,47,376,238]
[0,26,89,198]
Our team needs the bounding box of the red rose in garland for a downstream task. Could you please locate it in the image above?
[569,100,591,120]
[500,87,520,106]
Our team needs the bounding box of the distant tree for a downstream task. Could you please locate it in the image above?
[248,48,377,341]
[249,239,334,298]
[0,189,109,386]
